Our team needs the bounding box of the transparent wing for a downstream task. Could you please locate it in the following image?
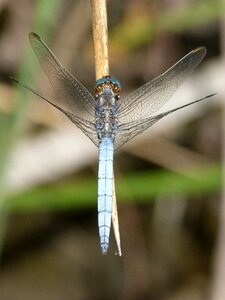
[29,32,96,121]
[117,47,206,124]
[28,32,99,146]
[11,77,99,147]
[115,94,216,150]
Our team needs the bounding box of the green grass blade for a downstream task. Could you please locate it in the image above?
[8,164,221,212]
[0,0,61,254]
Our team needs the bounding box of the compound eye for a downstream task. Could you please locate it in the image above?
[113,84,120,92]
[96,83,104,93]
[95,76,121,93]
[110,77,121,92]
[111,83,120,93]
[95,77,107,92]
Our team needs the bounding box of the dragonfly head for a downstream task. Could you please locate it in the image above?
[95,76,121,99]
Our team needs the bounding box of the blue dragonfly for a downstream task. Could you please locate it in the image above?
[12,32,215,255]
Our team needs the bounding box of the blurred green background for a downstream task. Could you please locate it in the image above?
[0,0,223,299]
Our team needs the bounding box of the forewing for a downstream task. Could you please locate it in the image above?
[117,47,206,124]
[29,32,96,122]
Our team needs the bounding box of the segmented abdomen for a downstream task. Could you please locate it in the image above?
[98,137,114,254]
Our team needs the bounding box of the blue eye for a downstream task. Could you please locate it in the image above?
[95,77,106,88]
[95,76,121,93]
[109,77,121,89]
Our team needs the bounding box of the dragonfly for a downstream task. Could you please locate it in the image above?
[12,32,216,255]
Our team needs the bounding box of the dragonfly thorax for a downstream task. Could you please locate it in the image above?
[95,85,119,140]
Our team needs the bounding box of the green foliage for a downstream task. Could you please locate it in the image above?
[110,0,222,50]
[8,164,221,212]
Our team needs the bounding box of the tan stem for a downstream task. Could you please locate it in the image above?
[91,0,122,255]
[91,0,109,79]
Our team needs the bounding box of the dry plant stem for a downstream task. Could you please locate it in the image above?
[112,175,122,256]
[91,0,121,255]
[91,0,109,79]
[126,137,214,179]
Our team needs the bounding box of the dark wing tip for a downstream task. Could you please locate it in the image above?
[192,46,207,58]
[29,32,41,42]
[9,75,18,83]
[205,92,218,99]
